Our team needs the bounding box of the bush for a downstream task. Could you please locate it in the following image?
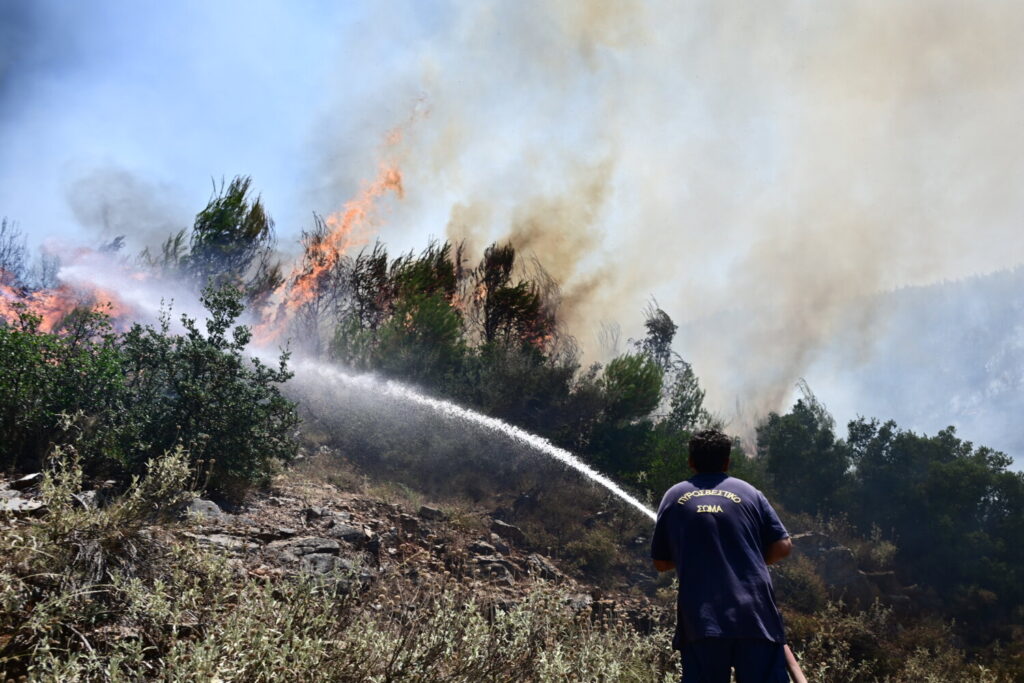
[1,448,195,676]
[771,555,828,614]
[0,308,125,472]
[0,286,298,501]
[118,286,299,500]
[2,463,677,682]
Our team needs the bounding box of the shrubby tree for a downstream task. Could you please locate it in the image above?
[143,176,282,305]
[119,286,299,500]
[0,285,298,501]
[756,384,851,516]
[0,308,125,472]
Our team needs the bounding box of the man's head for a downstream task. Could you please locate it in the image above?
[688,429,732,473]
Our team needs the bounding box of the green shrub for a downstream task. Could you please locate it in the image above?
[771,555,828,614]
[1,448,195,676]
[0,308,125,472]
[118,286,299,500]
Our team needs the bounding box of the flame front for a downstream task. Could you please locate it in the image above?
[0,280,130,332]
[255,163,404,342]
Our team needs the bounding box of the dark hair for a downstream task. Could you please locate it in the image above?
[688,429,732,473]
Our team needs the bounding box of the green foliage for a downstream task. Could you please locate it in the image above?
[2,472,675,680]
[602,353,663,424]
[0,308,125,472]
[0,287,298,500]
[759,391,1024,643]
[756,393,851,516]
[142,176,283,304]
[845,417,1024,615]
[118,286,299,500]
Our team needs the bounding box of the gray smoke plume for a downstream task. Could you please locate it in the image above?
[314,0,1024,443]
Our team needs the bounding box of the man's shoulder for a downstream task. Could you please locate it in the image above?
[718,475,761,497]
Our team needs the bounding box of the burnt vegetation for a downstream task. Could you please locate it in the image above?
[1,178,1023,680]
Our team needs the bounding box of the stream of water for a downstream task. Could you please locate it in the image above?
[288,358,658,522]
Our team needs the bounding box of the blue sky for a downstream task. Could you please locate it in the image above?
[0,1,417,251]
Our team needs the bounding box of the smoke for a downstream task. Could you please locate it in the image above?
[64,165,191,252]
[315,0,1024,434]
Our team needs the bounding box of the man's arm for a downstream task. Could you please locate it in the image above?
[764,537,792,565]
[653,558,675,572]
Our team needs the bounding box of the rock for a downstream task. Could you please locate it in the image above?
[525,554,561,581]
[303,506,331,522]
[564,593,594,611]
[467,540,496,555]
[0,490,18,500]
[418,505,447,521]
[254,527,299,542]
[490,519,526,546]
[10,473,43,491]
[301,553,338,574]
[187,533,258,552]
[489,533,510,555]
[1,497,45,517]
[72,490,99,510]
[864,570,902,596]
[790,531,832,559]
[270,536,341,556]
[327,523,366,544]
[398,514,420,533]
[187,498,225,520]
[475,555,518,582]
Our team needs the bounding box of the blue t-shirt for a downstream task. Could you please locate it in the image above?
[651,473,789,649]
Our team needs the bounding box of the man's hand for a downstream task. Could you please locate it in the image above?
[653,559,675,572]
[764,537,792,565]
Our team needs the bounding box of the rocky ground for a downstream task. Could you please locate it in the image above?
[1,471,665,634]
[1,468,916,636]
[189,478,663,630]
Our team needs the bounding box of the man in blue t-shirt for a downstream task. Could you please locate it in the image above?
[651,429,794,683]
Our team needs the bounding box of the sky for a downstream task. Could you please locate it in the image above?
[3,0,1024,458]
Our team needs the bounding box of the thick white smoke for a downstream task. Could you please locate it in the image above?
[312,0,1024,446]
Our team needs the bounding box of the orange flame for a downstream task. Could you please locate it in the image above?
[255,163,404,343]
[0,282,130,333]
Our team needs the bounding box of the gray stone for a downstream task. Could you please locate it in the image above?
[304,506,331,521]
[398,514,420,533]
[418,505,447,521]
[564,593,594,611]
[271,536,341,556]
[790,531,832,559]
[10,473,43,491]
[526,554,561,581]
[1,497,45,516]
[254,527,298,542]
[864,570,902,595]
[489,533,510,555]
[188,533,258,552]
[490,519,526,545]
[188,499,225,520]
[0,490,18,501]
[72,491,99,510]
[475,555,518,582]
[327,523,366,544]
[467,540,496,555]
[301,553,337,574]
